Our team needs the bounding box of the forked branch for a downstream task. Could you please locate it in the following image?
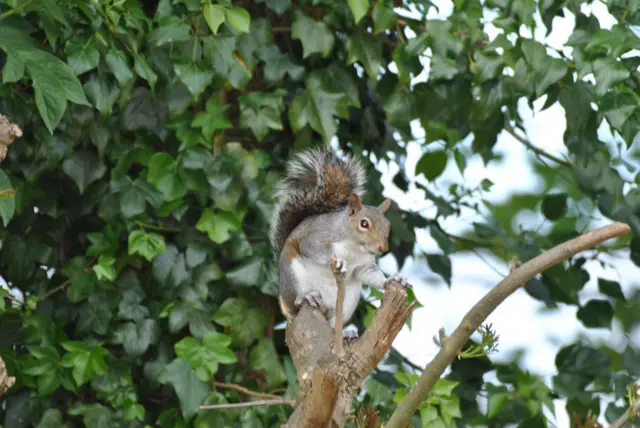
[386,222,631,428]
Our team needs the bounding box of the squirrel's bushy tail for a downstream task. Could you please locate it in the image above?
[269,148,366,255]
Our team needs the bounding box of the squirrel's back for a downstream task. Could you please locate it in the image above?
[269,148,366,255]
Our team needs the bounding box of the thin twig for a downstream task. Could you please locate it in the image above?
[43,278,72,299]
[386,222,631,428]
[504,124,572,167]
[200,399,294,410]
[213,381,285,401]
[610,395,640,428]
[330,256,346,354]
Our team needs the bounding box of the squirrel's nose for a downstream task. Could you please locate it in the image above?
[378,243,388,253]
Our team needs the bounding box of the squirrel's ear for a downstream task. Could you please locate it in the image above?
[378,199,392,213]
[348,193,363,216]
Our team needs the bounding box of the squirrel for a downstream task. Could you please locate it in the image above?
[269,147,408,337]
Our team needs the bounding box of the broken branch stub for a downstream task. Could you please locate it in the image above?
[284,279,415,427]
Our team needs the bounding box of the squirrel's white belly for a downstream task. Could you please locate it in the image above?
[290,250,363,323]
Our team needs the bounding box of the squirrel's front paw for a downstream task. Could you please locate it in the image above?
[343,326,359,341]
[385,274,411,289]
[330,255,348,275]
[295,291,324,309]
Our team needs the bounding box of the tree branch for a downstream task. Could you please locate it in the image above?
[386,222,631,428]
[285,279,415,427]
[200,398,294,410]
[0,114,22,163]
[0,356,15,397]
[610,394,640,428]
[213,381,286,401]
[504,124,572,167]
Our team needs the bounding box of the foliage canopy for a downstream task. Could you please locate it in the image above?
[0,0,639,426]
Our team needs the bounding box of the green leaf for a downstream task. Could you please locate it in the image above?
[128,230,167,261]
[213,298,269,347]
[83,75,120,116]
[593,58,630,96]
[62,151,107,194]
[76,294,113,335]
[239,104,283,141]
[31,69,67,134]
[60,342,108,386]
[149,16,191,46]
[432,378,459,396]
[291,12,335,58]
[196,209,241,244]
[416,151,448,181]
[372,1,396,33]
[174,62,214,96]
[65,40,99,75]
[248,338,286,388]
[257,45,305,85]
[347,0,369,24]
[3,54,25,83]
[487,392,509,419]
[159,359,209,419]
[105,49,134,84]
[203,4,226,35]
[426,254,452,286]
[133,53,158,89]
[225,7,251,33]
[146,152,187,201]
[597,278,625,300]
[346,33,383,79]
[600,91,638,130]
[288,72,345,142]
[541,193,568,221]
[577,299,614,328]
[92,255,116,282]
[430,55,459,81]
[192,97,233,140]
[123,403,145,421]
[521,39,568,96]
[113,319,159,357]
[0,170,16,226]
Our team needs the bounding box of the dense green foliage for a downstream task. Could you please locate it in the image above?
[0,0,639,426]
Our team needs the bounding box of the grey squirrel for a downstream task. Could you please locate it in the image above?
[269,148,408,336]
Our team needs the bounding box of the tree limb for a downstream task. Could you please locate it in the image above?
[200,399,294,410]
[504,124,571,167]
[0,114,22,163]
[0,356,15,397]
[610,394,640,428]
[386,222,631,428]
[285,279,415,427]
[213,381,287,401]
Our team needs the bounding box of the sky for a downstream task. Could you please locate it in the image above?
[373,1,640,425]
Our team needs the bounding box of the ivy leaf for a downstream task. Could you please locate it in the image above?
[213,298,270,347]
[60,341,108,386]
[257,46,305,85]
[76,294,113,335]
[346,33,383,79]
[133,53,158,89]
[430,55,459,81]
[487,392,509,419]
[597,278,625,300]
[0,170,16,226]
[541,193,568,220]
[248,338,287,388]
[289,72,345,142]
[203,4,226,35]
[426,254,452,287]
[174,62,214,96]
[2,54,25,83]
[192,97,233,140]
[593,58,630,96]
[577,299,614,328]
[158,359,209,419]
[105,49,133,85]
[128,230,167,261]
[521,39,568,96]
[291,12,335,58]
[65,40,99,75]
[225,7,251,33]
[347,0,369,24]
[92,256,116,282]
[372,1,395,33]
[239,105,283,141]
[149,16,191,46]
[416,151,448,181]
[146,152,187,201]
[113,319,159,357]
[62,151,107,194]
[600,92,637,129]
[196,209,241,244]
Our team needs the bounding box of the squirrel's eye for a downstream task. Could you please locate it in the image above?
[360,219,369,229]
